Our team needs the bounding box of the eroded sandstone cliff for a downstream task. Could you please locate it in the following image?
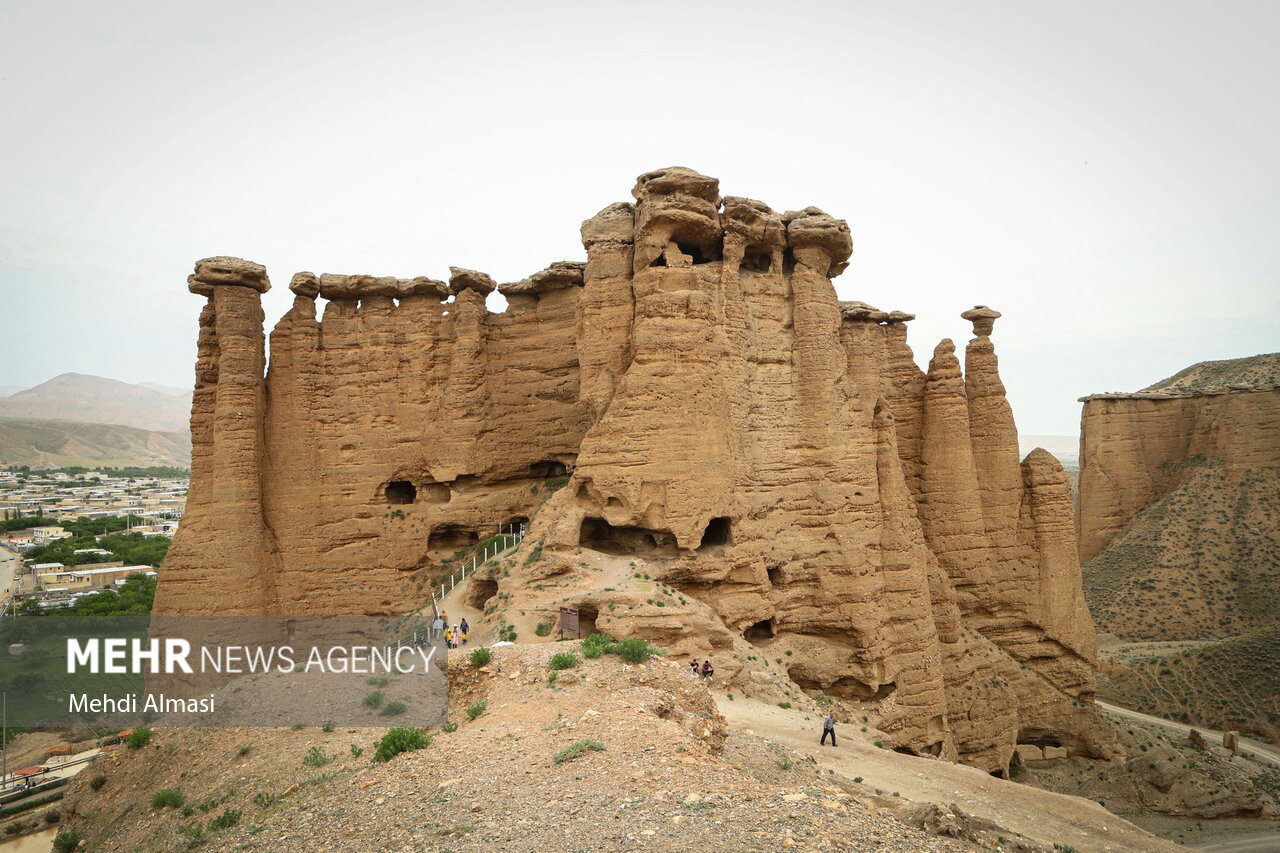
[1077,354,1280,641]
[152,168,1115,774]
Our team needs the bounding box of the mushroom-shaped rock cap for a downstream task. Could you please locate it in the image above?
[961,305,1002,336]
[783,207,853,275]
[449,267,496,296]
[581,202,636,248]
[349,275,401,297]
[396,277,450,300]
[722,196,785,250]
[498,262,585,297]
[288,272,320,299]
[188,256,270,296]
[631,167,720,204]
[886,310,916,324]
[839,301,889,323]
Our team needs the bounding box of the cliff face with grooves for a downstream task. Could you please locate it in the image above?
[1077,355,1280,640]
[152,168,1115,774]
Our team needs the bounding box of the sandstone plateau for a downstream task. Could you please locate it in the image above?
[1078,354,1280,741]
[153,168,1116,775]
[1077,354,1280,641]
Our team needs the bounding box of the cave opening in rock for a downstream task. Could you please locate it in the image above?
[744,619,774,645]
[825,677,897,703]
[385,480,416,505]
[530,460,568,478]
[741,250,772,273]
[677,241,717,265]
[767,566,782,586]
[576,606,599,637]
[698,517,732,551]
[428,525,479,551]
[466,576,498,609]
[578,517,678,557]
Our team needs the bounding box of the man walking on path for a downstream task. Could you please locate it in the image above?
[432,614,444,641]
[821,713,837,746]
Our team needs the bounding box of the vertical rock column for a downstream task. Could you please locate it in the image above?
[578,203,636,425]
[153,257,276,647]
[962,306,1024,571]
[919,339,994,611]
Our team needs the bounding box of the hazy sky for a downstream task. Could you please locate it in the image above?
[1,1,1277,435]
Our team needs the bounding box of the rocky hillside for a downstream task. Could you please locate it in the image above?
[56,643,1187,853]
[0,417,191,468]
[1100,625,1280,744]
[1083,458,1280,640]
[0,373,192,431]
[1140,352,1280,396]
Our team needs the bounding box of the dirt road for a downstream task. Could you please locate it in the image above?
[1097,700,1280,768]
[718,695,1184,853]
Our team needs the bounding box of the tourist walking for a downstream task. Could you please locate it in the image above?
[460,617,469,644]
[700,659,714,682]
[432,614,444,641]
[821,713,837,746]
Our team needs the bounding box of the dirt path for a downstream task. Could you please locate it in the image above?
[1191,834,1280,852]
[1097,700,1280,768]
[716,694,1184,853]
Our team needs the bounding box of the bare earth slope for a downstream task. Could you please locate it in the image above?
[0,417,191,468]
[0,373,193,431]
[61,645,1186,853]
[62,646,975,853]
[1100,625,1280,744]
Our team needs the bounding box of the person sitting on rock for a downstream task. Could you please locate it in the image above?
[690,659,701,677]
[821,713,837,746]
[701,659,714,681]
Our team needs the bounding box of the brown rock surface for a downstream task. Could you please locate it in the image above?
[155,168,1114,774]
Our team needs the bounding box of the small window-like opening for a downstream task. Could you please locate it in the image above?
[744,619,774,645]
[742,250,771,273]
[678,241,718,265]
[893,746,916,756]
[429,525,479,550]
[698,517,732,550]
[649,253,668,268]
[767,566,781,586]
[530,460,568,478]
[386,481,416,505]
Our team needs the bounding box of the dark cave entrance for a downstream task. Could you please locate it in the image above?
[578,517,678,558]
[741,250,772,273]
[530,460,568,478]
[698,517,732,551]
[385,480,416,505]
[428,525,479,551]
[744,619,775,645]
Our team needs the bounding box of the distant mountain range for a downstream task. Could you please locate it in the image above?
[0,374,193,468]
[0,373,192,431]
[0,418,190,469]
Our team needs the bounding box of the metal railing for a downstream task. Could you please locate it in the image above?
[431,523,525,610]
